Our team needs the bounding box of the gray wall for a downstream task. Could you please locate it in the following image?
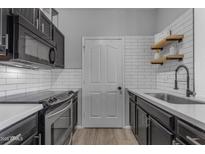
[57,8,189,68]
[57,8,157,68]
[156,8,189,32]
[55,8,190,127]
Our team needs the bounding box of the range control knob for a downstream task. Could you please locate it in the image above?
[48,97,56,103]
[53,97,57,101]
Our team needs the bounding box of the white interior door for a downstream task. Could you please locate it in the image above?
[82,38,124,128]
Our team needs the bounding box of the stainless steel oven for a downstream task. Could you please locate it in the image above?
[45,99,73,145]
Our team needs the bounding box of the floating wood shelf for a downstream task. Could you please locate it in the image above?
[151,35,184,50]
[151,56,166,65]
[151,54,184,65]
[166,54,184,61]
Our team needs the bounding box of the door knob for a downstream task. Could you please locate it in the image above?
[118,86,122,90]
[118,86,122,94]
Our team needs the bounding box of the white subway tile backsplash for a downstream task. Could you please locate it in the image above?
[0,65,82,97]
[124,36,156,89]
[0,66,51,96]
[51,69,82,91]
[0,9,193,98]
[155,9,194,96]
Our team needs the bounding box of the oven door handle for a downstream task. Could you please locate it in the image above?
[4,133,22,145]
[47,103,72,118]
[186,136,201,145]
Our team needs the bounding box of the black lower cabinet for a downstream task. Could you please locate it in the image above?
[149,117,174,145]
[129,92,174,145]
[137,107,148,145]
[135,105,138,135]
[128,91,205,145]
[129,100,136,134]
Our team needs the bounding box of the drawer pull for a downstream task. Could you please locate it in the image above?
[186,136,201,145]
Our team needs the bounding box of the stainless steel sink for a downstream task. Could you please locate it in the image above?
[145,93,205,104]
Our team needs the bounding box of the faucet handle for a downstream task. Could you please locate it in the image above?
[192,91,196,97]
[187,90,196,97]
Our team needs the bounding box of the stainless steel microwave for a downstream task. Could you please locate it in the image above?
[0,12,56,69]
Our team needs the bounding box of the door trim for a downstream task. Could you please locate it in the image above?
[82,36,125,128]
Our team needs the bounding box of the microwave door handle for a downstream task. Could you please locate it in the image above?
[47,103,72,118]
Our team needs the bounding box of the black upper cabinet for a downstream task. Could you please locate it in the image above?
[0,8,10,57]
[12,8,35,25]
[149,117,174,145]
[12,9,54,42]
[9,8,64,69]
[53,26,64,68]
[39,10,52,40]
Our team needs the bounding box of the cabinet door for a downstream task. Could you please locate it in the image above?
[13,8,35,25]
[53,26,64,68]
[39,11,52,40]
[129,100,136,134]
[135,105,138,135]
[137,107,148,145]
[73,99,78,129]
[0,8,9,56]
[149,117,174,145]
[34,8,40,29]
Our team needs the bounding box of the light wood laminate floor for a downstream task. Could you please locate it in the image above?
[72,128,139,145]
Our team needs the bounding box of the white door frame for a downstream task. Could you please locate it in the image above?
[82,36,125,127]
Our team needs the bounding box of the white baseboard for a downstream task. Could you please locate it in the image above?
[76,125,83,129]
[76,125,131,129]
[123,125,131,129]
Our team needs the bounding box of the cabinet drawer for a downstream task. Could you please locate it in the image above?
[176,119,205,145]
[149,117,174,145]
[137,97,174,130]
[128,91,136,102]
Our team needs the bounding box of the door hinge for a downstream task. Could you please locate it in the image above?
[83,45,86,49]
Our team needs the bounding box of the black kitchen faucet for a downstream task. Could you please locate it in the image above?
[174,65,195,97]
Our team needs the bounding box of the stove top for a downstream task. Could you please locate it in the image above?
[0,90,74,105]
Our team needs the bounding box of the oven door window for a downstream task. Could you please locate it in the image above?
[50,106,72,145]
